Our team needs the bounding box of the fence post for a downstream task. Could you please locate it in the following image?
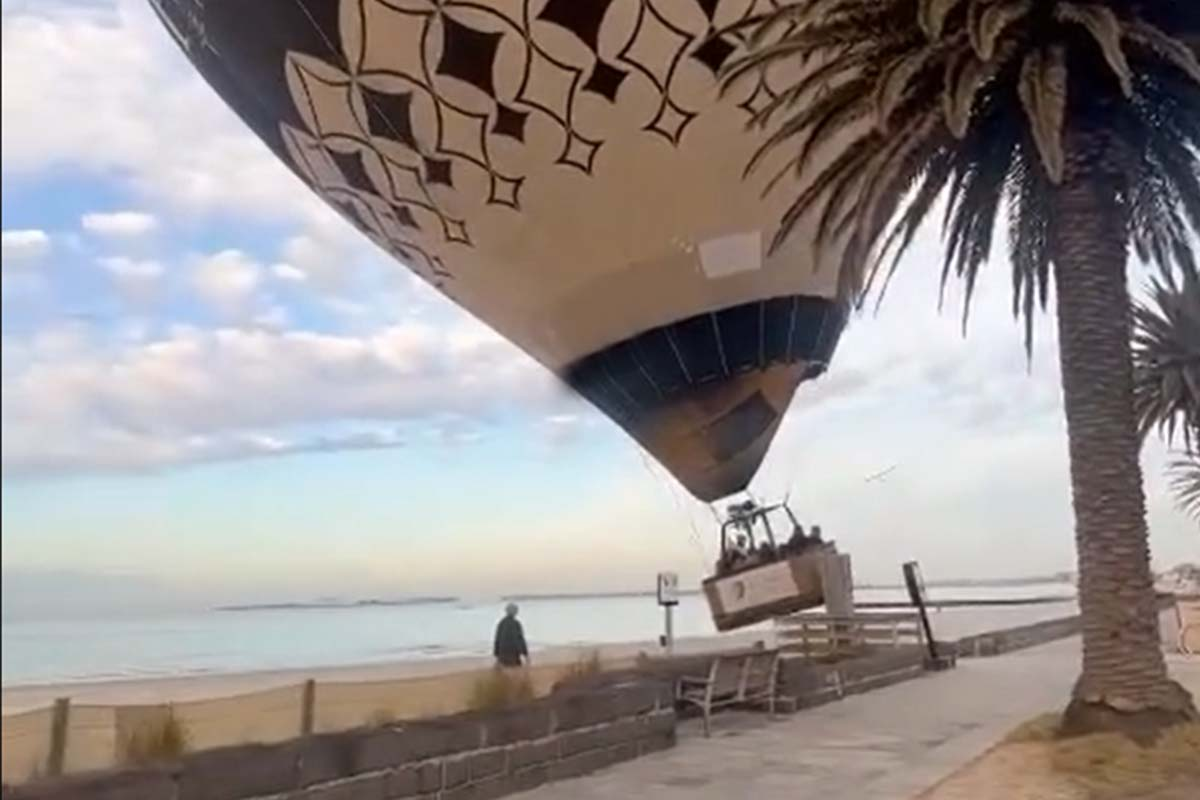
[47,697,70,777]
[300,679,316,736]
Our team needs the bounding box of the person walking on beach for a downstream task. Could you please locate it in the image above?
[493,603,529,668]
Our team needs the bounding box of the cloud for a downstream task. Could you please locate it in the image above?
[5,427,407,479]
[98,255,164,303]
[81,211,158,237]
[271,263,308,283]
[276,207,390,290]
[251,305,291,332]
[1,1,316,220]
[1,321,558,477]
[538,411,597,451]
[191,249,262,315]
[2,229,51,266]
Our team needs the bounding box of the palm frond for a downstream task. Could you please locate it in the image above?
[1133,262,1200,451]
[1055,3,1133,97]
[723,0,1200,343]
[1167,453,1200,522]
[1017,46,1067,183]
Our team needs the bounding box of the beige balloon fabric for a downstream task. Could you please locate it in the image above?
[150,0,855,501]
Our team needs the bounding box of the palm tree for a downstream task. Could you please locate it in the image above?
[723,0,1199,733]
[1133,263,1200,520]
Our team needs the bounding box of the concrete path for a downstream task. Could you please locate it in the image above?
[515,640,1199,800]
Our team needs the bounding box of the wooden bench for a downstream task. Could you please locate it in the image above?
[1177,598,1200,655]
[676,650,780,737]
[774,612,925,658]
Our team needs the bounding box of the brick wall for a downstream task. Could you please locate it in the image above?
[954,593,1180,658]
[954,615,1083,658]
[778,646,927,707]
[3,681,676,800]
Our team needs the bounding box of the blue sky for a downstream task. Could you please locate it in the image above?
[1,0,1195,617]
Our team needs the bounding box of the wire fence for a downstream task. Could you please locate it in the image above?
[0,659,608,785]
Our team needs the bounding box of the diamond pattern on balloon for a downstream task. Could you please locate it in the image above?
[558,131,603,174]
[436,102,490,170]
[691,33,736,75]
[327,147,379,194]
[516,45,582,129]
[292,64,360,140]
[334,196,373,234]
[738,78,777,117]
[536,0,616,53]
[283,125,346,190]
[491,104,529,142]
[694,0,721,21]
[358,0,435,76]
[359,86,419,150]
[381,159,433,207]
[488,173,524,209]
[582,61,628,102]
[435,14,503,98]
[428,254,453,279]
[644,98,697,146]
[617,1,693,95]
[443,217,472,245]
[388,204,421,230]
[424,156,453,186]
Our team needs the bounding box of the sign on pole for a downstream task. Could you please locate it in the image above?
[657,571,679,606]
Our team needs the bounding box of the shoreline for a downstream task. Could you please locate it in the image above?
[1,631,770,715]
[2,598,1089,709]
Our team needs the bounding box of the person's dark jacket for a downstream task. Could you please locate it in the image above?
[493,616,528,667]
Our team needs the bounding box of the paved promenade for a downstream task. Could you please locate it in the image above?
[515,639,1200,800]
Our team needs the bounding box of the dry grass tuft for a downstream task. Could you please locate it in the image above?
[556,650,604,686]
[120,706,190,765]
[467,669,535,712]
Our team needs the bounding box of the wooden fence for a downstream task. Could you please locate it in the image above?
[773,612,925,658]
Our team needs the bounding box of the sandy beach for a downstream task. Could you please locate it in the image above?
[0,597,1094,783]
[0,631,776,783]
[1,599,1087,715]
[1,632,770,715]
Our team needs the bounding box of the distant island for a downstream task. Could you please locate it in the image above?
[502,575,1081,602]
[216,597,459,612]
[857,572,1077,590]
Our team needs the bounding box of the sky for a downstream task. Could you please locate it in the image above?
[1,0,1195,619]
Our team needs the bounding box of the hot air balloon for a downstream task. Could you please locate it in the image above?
[149,0,853,502]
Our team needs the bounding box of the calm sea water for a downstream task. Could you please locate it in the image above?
[0,584,1077,686]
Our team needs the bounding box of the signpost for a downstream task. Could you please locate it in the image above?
[657,572,679,654]
[903,560,941,665]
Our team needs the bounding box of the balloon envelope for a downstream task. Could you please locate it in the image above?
[150,0,852,500]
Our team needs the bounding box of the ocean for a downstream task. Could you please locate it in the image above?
[0,584,1077,687]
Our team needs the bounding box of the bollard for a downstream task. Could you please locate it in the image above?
[300,679,316,736]
[47,697,70,777]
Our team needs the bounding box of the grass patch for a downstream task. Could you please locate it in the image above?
[467,669,535,712]
[1048,722,1200,797]
[1002,712,1061,744]
[120,706,190,765]
[996,714,1200,798]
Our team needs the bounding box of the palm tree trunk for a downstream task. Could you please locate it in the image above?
[1051,129,1196,734]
